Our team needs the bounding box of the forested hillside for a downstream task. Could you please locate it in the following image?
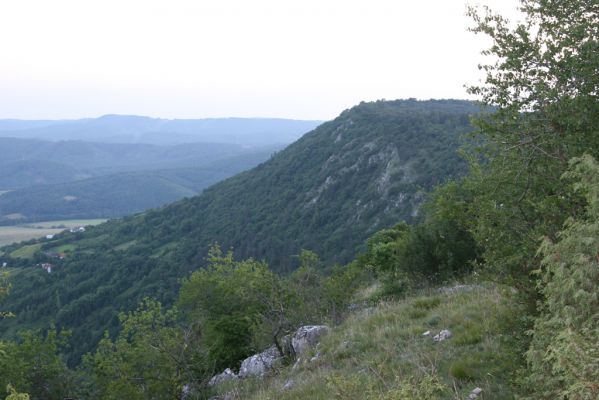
[0,99,479,363]
[0,137,270,187]
[0,138,281,224]
[0,148,277,224]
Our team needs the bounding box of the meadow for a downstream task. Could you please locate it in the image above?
[0,219,106,247]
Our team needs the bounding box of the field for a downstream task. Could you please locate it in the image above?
[0,219,106,247]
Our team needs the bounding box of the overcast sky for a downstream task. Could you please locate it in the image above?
[0,0,522,120]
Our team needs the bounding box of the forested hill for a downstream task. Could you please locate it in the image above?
[132,99,479,267]
[0,99,481,363]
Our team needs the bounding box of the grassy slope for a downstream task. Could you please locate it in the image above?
[0,219,106,247]
[213,285,526,399]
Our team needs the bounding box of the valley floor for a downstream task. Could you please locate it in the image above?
[0,219,106,247]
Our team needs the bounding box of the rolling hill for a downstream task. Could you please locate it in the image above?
[0,138,281,223]
[0,99,482,364]
[0,149,276,223]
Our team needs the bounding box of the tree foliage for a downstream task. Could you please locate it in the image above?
[81,298,203,400]
[464,0,599,288]
[524,155,599,399]
[358,182,480,295]
[0,328,73,400]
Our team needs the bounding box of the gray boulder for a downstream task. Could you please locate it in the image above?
[292,325,330,356]
[433,329,452,342]
[238,346,281,378]
[208,368,238,387]
[282,379,295,390]
[468,387,483,399]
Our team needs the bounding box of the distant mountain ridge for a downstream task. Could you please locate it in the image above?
[0,137,277,181]
[0,116,322,145]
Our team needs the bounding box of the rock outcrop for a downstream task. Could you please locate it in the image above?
[468,387,483,399]
[291,325,330,356]
[433,329,452,342]
[238,346,281,378]
[209,325,331,384]
[208,368,238,387]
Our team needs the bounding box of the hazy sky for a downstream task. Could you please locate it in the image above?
[0,0,522,120]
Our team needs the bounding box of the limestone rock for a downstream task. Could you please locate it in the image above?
[433,329,452,342]
[238,346,281,378]
[468,387,483,399]
[208,368,238,387]
[292,325,330,356]
[282,379,295,390]
[310,351,321,363]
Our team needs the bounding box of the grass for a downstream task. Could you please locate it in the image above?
[9,243,43,259]
[114,240,137,251]
[47,244,78,253]
[19,219,107,229]
[0,228,60,247]
[0,219,106,247]
[211,284,527,400]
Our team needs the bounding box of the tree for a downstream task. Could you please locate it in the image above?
[465,0,599,289]
[5,385,30,400]
[82,298,203,399]
[0,328,73,400]
[178,245,288,370]
[0,272,14,319]
[525,155,599,399]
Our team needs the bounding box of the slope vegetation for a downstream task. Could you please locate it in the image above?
[211,284,525,400]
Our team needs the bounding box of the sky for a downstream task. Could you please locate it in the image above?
[0,0,522,120]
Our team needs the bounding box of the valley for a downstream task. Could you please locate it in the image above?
[0,117,320,225]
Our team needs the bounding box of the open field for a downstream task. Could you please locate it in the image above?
[18,219,107,229]
[0,219,106,247]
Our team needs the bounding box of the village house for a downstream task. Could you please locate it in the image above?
[41,263,54,273]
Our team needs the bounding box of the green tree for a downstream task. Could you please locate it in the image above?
[82,298,202,399]
[525,155,599,399]
[178,245,288,370]
[465,0,599,289]
[0,272,14,319]
[5,385,30,400]
[0,328,73,400]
